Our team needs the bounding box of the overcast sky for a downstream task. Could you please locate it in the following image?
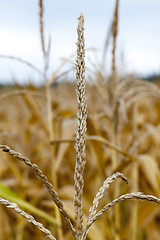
[0,0,160,83]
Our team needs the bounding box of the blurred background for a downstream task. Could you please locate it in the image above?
[1,1,160,240]
[0,0,160,84]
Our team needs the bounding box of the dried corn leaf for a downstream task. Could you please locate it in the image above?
[139,155,160,194]
[55,119,76,170]
[147,220,160,240]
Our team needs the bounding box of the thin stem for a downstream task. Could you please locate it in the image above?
[111,0,119,85]
[131,164,139,240]
[39,0,64,238]
[50,135,139,167]
[0,54,43,76]
[0,90,45,102]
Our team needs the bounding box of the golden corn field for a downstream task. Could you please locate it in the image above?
[0,0,160,240]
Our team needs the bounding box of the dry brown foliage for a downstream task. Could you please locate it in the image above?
[0,0,160,240]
